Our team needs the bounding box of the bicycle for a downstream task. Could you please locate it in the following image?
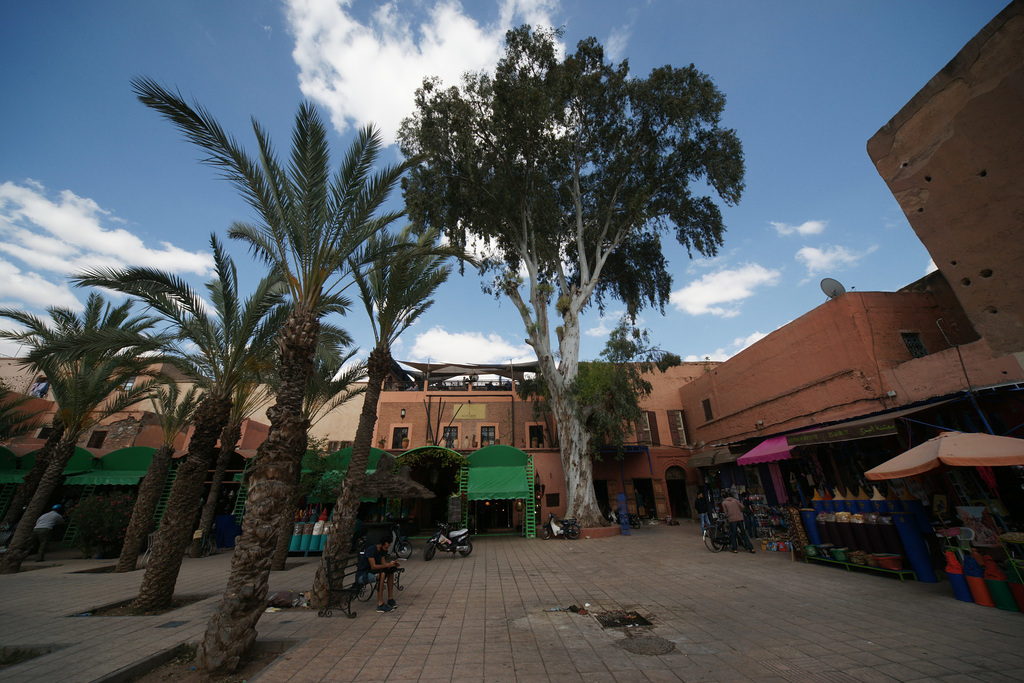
[703,516,731,552]
[187,530,217,558]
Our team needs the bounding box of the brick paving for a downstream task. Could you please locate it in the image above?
[0,522,1021,682]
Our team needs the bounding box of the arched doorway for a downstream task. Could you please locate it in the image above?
[665,465,691,518]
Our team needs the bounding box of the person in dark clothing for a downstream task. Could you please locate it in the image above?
[695,493,710,531]
[356,536,400,612]
[721,493,755,553]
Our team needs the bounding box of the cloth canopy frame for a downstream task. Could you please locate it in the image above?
[465,444,532,501]
[737,435,793,465]
[688,448,736,468]
[864,431,1024,480]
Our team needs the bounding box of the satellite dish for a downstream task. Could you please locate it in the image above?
[820,277,846,299]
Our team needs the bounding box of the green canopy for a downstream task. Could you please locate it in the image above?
[465,445,531,501]
[0,447,22,482]
[63,446,157,486]
[304,447,386,503]
[64,446,158,485]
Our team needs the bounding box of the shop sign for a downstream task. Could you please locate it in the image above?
[786,419,897,447]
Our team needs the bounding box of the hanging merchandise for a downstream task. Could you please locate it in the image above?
[311,506,328,552]
[289,508,303,552]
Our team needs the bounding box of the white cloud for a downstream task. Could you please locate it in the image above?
[771,219,827,236]
[925,258,937,275]
[604,24,631,62]
[0,259,83,311]
[0,181,213,276]
[284,0,559,145]
[795,244,877,276]
[670,263,781,317]
[409,325,533,363]
[683,330,768,364]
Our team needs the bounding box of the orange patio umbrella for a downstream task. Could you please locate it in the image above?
[864,431,1024,481]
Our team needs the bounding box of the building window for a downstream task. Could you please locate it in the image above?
[38,425,56,439]
[392,427,409,449]
[326,440,348,453]
[120,376,136,392]
[87,431,107,448]
[668,410,688,446]
[637,413,652,444]
[480,426,496,446]
[442,426,459,449]
[702,398,714,422]
[545,493,560,508]
[901,332,928,358]
[528,425,545,448]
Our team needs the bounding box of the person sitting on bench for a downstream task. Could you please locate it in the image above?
[357,536,400,613]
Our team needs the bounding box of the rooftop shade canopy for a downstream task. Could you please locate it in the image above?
[864,431,1024,480]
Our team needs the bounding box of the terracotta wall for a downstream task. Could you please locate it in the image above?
[867,2,1024,358]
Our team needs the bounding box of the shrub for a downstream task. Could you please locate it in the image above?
[69,493,135,558]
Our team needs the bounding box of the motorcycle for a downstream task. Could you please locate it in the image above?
[385,522,413,560]
[541,512,581,540]
[607,508,642,529]
[423,521,473,561]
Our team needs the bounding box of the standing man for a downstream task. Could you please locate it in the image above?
[32,505,64,562]
[357,536,400,613]
[721,492,755,554]
[695,490,710,532]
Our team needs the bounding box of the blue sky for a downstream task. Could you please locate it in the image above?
[0,1,1009,368]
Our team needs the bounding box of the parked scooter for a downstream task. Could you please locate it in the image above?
[607,508,642,529]
[541,512,581,540]
[385,522,413,560]
[423,521,473,561]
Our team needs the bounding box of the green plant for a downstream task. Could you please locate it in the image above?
[69,493,135,558]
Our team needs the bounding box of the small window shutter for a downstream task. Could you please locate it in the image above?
[667,410,687,446]
[647,411,660,445]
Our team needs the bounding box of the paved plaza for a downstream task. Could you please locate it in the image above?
[0,522,1021,682]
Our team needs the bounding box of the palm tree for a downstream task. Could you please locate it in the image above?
[269,347,367,571]
[0,387,43,440]
[188,380,268,558]
[129,77,408,674]
[73,235,287,610]
[311,226,459,606]
[115,381,201,573]
[0,294,160,573]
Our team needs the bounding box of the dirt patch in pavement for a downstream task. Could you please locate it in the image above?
[71,594,211,617]
[129,644,281,683]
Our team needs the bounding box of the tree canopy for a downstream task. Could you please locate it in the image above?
[399,25,744,524]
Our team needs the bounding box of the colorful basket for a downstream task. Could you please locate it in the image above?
[875,553,903,570]
[831,547,849,563]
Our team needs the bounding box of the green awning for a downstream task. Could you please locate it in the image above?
[63,470,148,486]
[18,447,93,476]
[465,445,531,501]
[95,446,156,470]
[466,466,530,501]
[0,472,25,484]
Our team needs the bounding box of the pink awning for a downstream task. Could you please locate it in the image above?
[736,435,792,465]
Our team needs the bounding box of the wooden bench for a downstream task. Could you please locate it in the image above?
[317,554,364,618]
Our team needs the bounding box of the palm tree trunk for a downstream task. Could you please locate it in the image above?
[131,392,232,611]
[115,444,175,573]
[196,310,316,675]
[311,347,388,608]
[0,418,64,529]
[189,421,241,557]
[0,439,76,573]
[269,463,303,571]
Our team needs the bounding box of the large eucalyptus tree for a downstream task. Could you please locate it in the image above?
[127,77,409,673]
[399,26,744,525]
[0,294,160,573]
